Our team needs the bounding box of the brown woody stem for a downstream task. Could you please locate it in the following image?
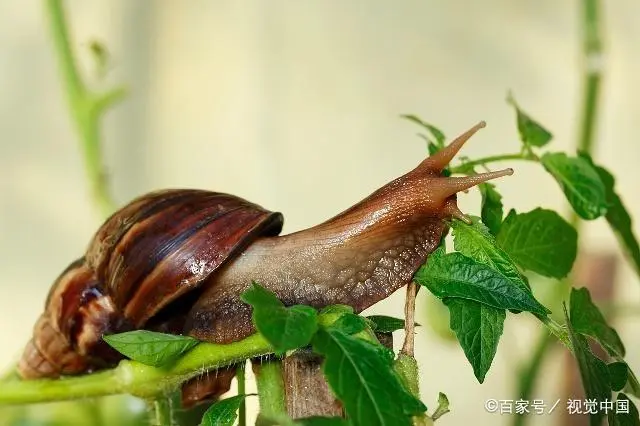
[401,282,419,357]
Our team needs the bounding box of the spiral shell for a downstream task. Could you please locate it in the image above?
[18,189,283,380]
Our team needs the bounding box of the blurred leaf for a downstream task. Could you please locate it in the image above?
[415,252,549,315]
[103,330,198,367]
[497,208,577,279]
[445,298,505,383]
[570,287,625,357]
[541,152,608,220]
[401,114,446,147]
[581,154,640,279]
[610,394,640,426]
[609,362,629,392]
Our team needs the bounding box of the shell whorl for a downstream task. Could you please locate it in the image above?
[18,190,283,379]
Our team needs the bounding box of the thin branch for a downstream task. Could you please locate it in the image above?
[45,0,125,218]
[449,153,537,174]
[401,282,418,357]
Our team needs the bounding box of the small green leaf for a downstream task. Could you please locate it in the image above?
[431,392,451,421]
[367,315,419,333]
[415,252,549,315]
[313,327,426,426]
[103,330,198,367]
[581,154,640,279]
[451,217,529,294]
[611,394,640,426]
[401,114,446,147]
[241,282,318,353]
[570,287,625,357]
[497,208,578,279]
[479,183,504,235]
[609,362,629,392]
[541,152,608,220]
[330,313,367,335]
[564,304,611,426]
[507,96,553,148]
[201,394,252,426]
[445,298,505,383]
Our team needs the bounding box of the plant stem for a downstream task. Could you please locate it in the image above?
[254,359,286,419]
[449,153,537,174]
[149,393,177,426]
[45,0,126,217]
[512,2,603,425]
[237,361,247,426]
[0,312,346,406]
[401,282,418,357]
[0,333,270,405]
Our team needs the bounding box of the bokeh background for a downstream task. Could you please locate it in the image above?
[1,1,639,425]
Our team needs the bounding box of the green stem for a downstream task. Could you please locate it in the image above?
[45,0,126,218]
[0,312,346,406]
[512,1,603,425]
[254,359,286,419]
[237,361,247,426]
[0,333,271,405]
[150,394,177,426]
[394,354,428,426]
[449,153,537,174]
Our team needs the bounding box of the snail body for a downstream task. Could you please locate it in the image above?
[18,122,512,401]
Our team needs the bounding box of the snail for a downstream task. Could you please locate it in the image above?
[17,121,512,403]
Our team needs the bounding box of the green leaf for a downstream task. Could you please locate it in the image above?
[479,183,504,235]
[241,282,318,353]
[541,152,608,220]
[401,114,446,147]
[445,298,505,383]
[201,394,251,426]
[626,368,640,398]
[609,362,629,392]
[581,154,640,279]
[330,313,368,335]
[507,96,553,148]
[451,217,529,294]
[367,315,419,333]
[103,330,198,367]
[312,327,426,426]
[611,394,640,426]
[415,252,549,315]
[497,208,578,279]
[564,304,611,426]
[570,287,625,357]
[431,392,451,421]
